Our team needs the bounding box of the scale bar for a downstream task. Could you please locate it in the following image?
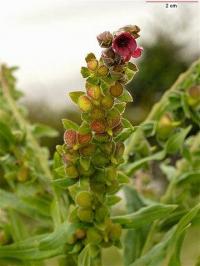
[146,1,199,2]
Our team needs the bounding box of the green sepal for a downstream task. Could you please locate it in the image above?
[62,118,79,130]
[69,91,85,104]
[118,90,133,103]
[81,67,91,78]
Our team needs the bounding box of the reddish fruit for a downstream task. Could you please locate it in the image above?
[101,95,114,109]
[110,82,123,97]
[64,130,77,147]
[91,120,106,133]
[87,59,98,71]
[78,95,93,112]
[86,83,101,100]
[78,132,92,145]
[75,228,86,240]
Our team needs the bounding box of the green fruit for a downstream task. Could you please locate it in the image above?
[77,208,93,223]
[75,228,86,240]
[107,108,121,129]
[86,228,102,244]
[91,108,105,120]
[78,95,93,112]
[109,82,123,97]
[75,191,92,208]
[97,65,109,76]
[157,113,174,139]
[187,85,200,107]
[101,95,114,109]
[93,133,111,143]
[65,164,79,178]
[109,223,122,241]
[95,205,109,222]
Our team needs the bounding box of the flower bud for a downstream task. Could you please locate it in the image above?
[78,95,93,112]
[75,228,86,240]
[110,82,123,97]
[77,208,93,223]
[97,31,113,48]
[90,119,106,133]
[65,164,79,178]
[86,83,101,100]
[97,65,109,76]
[101,95,114,109]
[78,132,92,145]
[107,109,121,129]
[64,130,77,147]
[87,59,98,71]
[117,25,140,39]
[75,191,92,208]
[86,228,103,244]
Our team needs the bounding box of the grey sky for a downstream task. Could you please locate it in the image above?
[0,0,199,108]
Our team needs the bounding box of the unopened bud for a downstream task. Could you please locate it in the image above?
[75,191,92,208]
[97,31,113,48]
[101,95,114,109]
[75,228,86,240]
[110,82,123,97]
[78,95,93,112]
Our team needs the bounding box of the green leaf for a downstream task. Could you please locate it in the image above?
[0,121,15,147]
[62,119,79,130]
[51,178,76,189]
[78,245,91,266]
[123,186,148,265]
[39,222,78,250]
[31,123,58,138]
[81,67,91,78]
[112,203,177,229]
[165,126,191,154]
[80,157,91,171]
[175,171,200,185]
[115,128,133,142]
[118,90,133,103]
[0,189,50,220]
[69,91,85,104]
[114,102,126,113]
[106,195,121,206]
[125,150,166,175]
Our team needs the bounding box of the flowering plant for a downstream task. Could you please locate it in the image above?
[0,25,199,266]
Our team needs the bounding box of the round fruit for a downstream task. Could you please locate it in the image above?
[75,191,92,208]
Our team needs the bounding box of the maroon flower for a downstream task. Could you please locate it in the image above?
[112,32,140,61]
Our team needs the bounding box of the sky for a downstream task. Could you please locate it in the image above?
[0,0,199,108]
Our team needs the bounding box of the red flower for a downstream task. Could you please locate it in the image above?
[112,32,142,61]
